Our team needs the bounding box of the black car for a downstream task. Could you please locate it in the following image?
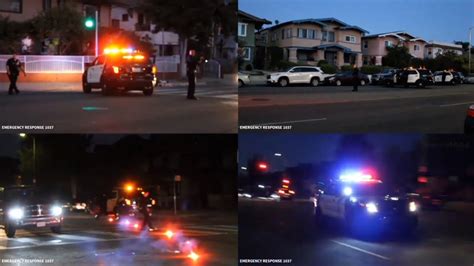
[0,186,64,238]
[452,72,465,84]
[383,69,433,88]
[371,68,398,85]
[325,71,370,86]
[465,105,474,134]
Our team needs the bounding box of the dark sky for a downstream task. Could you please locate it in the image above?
[239,134,422,171]
[0,135,124,158]
[239,0,474,43]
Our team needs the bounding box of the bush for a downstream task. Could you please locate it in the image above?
[275,60,299,71]
[360,65,383,74]
[340,65,353,72]
[317,60,328,67]
[320,64,337,74]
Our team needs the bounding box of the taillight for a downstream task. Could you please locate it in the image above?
[468,105,474,118]
[112,66,120,74]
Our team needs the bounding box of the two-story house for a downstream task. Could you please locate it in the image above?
[256,18,368,68]
[424,41,463,59]
[362,31,427,65]
[238,10,271,69]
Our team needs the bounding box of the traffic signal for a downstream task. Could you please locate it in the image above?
[84,17,95,29]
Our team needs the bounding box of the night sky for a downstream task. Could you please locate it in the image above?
[239,0,474,43]
[239,134,422,171]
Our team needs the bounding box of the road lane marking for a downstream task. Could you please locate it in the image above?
[331,240,390,261]
[439,101,474,107]
[251,117,327,126]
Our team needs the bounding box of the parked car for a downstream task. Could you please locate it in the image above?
[384,69,433,88]
[433,71,456,85]
[465,105,474,134]
[452,72,465,84]
[325,71,370,86]
[238,70,269,87]
[267,66,333,87]
[371,68,398,85]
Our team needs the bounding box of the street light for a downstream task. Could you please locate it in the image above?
[19,134,36,184]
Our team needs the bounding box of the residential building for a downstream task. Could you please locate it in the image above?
[362,31,426,65]
[424,41,463,59]
[238,10,271,69]
[256,18,368,68]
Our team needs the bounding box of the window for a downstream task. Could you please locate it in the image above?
[281,29,285,39]
[271,32,277,41]
[298,28,308,38]
[286,28,292,39]
[322,31,335,42]
[238,23,248,37]
[414,44,419,51]
[363,41,368,49]
[344,53,351,63]
[242,47,251,60]
[385,40,393,47]
[345,35,356,43]
[43,0,51,10]
[0,0,22,13]
[122,14,129,21]
[308,29,315,39]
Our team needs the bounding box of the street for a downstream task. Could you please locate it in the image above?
[239,199,474,266]
[0,211,237,266]
[239,84,474,132]
[0,82,237,133]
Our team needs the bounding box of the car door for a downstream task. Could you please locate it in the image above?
[288,67,304,83]
[87,56,105,84]
[305,67,320,83]
[407,70,418,83]
[319,184,339,218]
[249,71,267,85]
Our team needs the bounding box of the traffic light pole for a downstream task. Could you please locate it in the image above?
[95,10,99,57]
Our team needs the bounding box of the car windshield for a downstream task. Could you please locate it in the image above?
[349,183,391,196]
[5,187,58,204]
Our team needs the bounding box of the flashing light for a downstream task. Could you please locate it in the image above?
[418,176,428,183]
[409,201,417,212]
[165,230,174,239]
[282,179,290,184]
[257,163,268,170]
[188,251,200,261]
[340,171,374,183]
[274,153,282,157]
[349,196,357,203]
[133,223,139,229]
[108,217,114,222]
[124,219,131,226]
[343,186,353,196]
[467,105,474,118]
[289,190,295,194]
[258,184,265,189]
[152,65,158,74]
[366,202,378,214]
[134,55,145,60]
[278,189,284,194]
[282,184,288,189]
[125,184,135,192]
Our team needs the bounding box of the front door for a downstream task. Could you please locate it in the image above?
[325,51,336,65]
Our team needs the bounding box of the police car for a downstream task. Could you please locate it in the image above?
[82,48,158,96]
[433,71,455,85]
[313,171,419,234]
[384,68,433,88]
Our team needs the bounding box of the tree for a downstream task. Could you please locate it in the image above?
[382,46,412,68]
[141,0,236,77]
[0,16,32,54]
[30,4,86,55]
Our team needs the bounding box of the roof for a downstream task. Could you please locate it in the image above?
[363,31,416,40]
[238,10,271,25]
[425,41,463,49]
[315,44,353,52]
[261,17,368,33]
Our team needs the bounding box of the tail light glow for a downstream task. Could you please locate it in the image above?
[467,105,474,118]
[188,251,200,261]
[112,66,120,74]
[165,230,174,239]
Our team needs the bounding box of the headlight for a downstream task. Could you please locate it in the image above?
[366,202,378,213]
[343,186,353,196]
[409,201,417,212]
[8,207,24,220]
[51,206,63,216]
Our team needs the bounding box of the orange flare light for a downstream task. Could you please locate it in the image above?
[188,251,200,261]
[165,230,174,239]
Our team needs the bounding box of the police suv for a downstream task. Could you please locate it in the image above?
[313,171,419,234]
[384,68,433,88]
[82,48,158,96]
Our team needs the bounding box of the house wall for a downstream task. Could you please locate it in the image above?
[335,29,362,52]
[406,41,425,58]
[363,36,401,57]
[0,0,81,22]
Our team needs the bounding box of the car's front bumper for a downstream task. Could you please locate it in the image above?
[11,216,63,228]
[353,212,418,232]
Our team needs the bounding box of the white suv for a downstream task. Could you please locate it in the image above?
[267,66,331,87]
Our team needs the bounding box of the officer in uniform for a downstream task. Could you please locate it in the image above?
[6,54,26,95]
[186,50,204,100]
[138,191,156,231]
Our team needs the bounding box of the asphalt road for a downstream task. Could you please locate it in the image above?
[0,83,237,133]
[0,211,237,266]
[239,198,474,266]
[239,84,474,133]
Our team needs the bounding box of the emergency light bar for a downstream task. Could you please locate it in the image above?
[339,171,377,183]
[103,47,135,55]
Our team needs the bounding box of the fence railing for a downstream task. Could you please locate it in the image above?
[203,59,221,78]
[0,55,96,73]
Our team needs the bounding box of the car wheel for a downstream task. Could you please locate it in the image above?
[360,79,366,86]
[336,80,342,86]
[278,77,289,87]
[50,226,62,234]
[143,88,153,96]
[83,82,91,93]
[5,223,16,238]
[238,79,244,88]
[310,77,319,87]
[450,79,455,85]
[416,80,425,88]
[101,83,113,96]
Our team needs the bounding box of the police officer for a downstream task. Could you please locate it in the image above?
[352,64,359,92]
[138,191,156,231]
[186,50,204,100]
[6,54,26,95]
